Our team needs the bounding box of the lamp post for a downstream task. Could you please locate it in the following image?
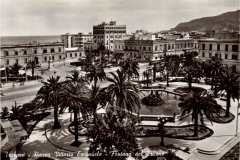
[236,100,240,136]
[158,115,175,146]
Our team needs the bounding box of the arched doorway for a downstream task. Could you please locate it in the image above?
[34,57,39,64]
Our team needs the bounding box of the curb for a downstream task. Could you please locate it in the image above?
[45,121,76,153]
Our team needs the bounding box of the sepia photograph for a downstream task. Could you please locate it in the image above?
[0,0,239,160]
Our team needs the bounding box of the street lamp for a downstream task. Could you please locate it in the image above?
[236,100,240,136]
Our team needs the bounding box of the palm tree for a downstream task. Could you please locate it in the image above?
[217,69,240,117]
[121,57,140,81]
[87,63,106,88]
[9,63,22,77]
[66,70,89,85]
[89,84,109,122]
[104,69,141,114]
[203,56,223,90]
[111,52,124,65]
[26,60,41,78]
[59,82,91,146]
[36,76,62,129]
[178,90,222,136]
[180,51,202,89]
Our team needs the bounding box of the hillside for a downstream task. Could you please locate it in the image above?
[170,10,240,32]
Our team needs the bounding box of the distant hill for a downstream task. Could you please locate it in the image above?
[170,10,240,32]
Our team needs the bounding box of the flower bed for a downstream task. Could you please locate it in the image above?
[174,86,206,94]
[136,124,213,140]
[208,108,235,123]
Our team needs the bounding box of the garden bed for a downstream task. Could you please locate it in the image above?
[208,108,235,123]
[136,124,213,140]
[174,86,206,94]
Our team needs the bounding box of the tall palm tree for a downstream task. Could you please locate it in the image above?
[104,69,141,114]
[26,60,41,78]
[121,57,140,81]
[59,82,92,146]
[89,84,109,121]
[66,70,89,85]
[217,69,240,117]
[87,63,106,88]
[36,76,61,129]
[9,63,22,77]
[203,56,223,90]
[178,90,222,136]
[180,51,202,89]
[111,52,124,65]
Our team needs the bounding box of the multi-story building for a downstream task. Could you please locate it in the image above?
[114,38,196,62]
[61,32,93,48]
[0,41,64,67]
[198,39,240,72]
[93,21,126,51]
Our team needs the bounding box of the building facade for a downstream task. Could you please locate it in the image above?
[93,21,126,51]
[114,38,196,62]
[61,32,93,48]
[0,41,65,67]
[198,39,240,72]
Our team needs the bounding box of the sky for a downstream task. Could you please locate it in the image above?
[1,0,239,36]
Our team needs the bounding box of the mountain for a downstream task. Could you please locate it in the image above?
[170,10,240,32]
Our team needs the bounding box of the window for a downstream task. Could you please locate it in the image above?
[160,45,162,50]
[94,40,96,43]
[232,45,238,52]
[4,51,9,56]
[52,56,54,60]
[16,59,18,64]
[225,54,228,59]
[24,51,27,55]
[126,46,128,50]
[209,53,212,57]
[140,46,142,50]
[59,48,61,52]
[115,35,117,38]
[202,44,205,50]
[70,53,72,57]
[44,57,47,61]
[155,46,158,51]
[232,54,238,60]
[59,55,62,60]
[6,59,9,65]
[115,45,117,49]
[79,53,81,56]
[168,44,171,50]
[143,47,146,51]
[225,45,228,51]
[110,35,113,38]
[202,52,205,57]
[75,53,77,57]
[15,51,18,55]
[177,44,179,49]
[51,48,55,53]
[119,45,120,49]
[209,44,212,50]
[34,49,37,54]
[110,40,113,43]
[184,43,186,48]
[43,49,47,53]
[217,45,220,51]
[149,47,151,51]
[24,58,27,63]
[172,44,174,49]
[106,36,108,38]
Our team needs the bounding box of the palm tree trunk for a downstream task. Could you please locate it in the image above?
[188,73,192,89]
[166,71,169,87]
[74,107,79,145]
[153,64,156,81]
[53,105,60,129]
[194,109,198,136]
[211,73,215,90]
[32,66,34,79]
[225,92,231,117]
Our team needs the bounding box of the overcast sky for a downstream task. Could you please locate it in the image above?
[1,0,239,36]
